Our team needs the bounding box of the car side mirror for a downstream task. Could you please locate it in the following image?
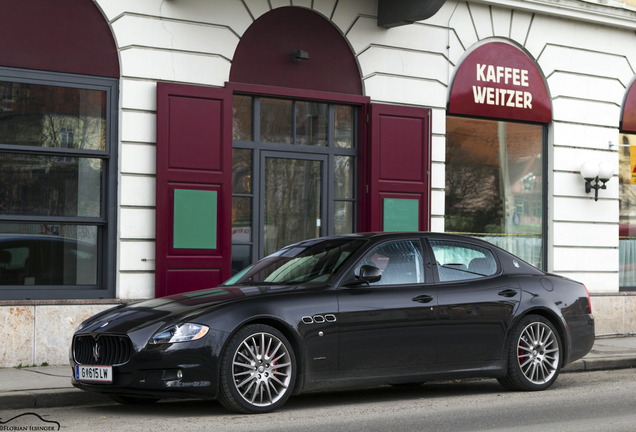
[358,265,382,284]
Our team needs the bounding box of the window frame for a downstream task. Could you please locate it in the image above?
[443,115,548,271]
[0,66,118,300]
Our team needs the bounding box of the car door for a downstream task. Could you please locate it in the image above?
[428,238,520,365]
[336,238,438,371]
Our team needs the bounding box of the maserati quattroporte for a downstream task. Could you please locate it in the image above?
[71,232,594,413]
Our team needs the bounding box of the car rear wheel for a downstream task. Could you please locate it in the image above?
[498,315,561,391]
[218,324,296,414]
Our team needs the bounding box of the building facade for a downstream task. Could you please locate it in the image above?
[1,0,635,367]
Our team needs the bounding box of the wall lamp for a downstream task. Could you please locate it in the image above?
[292,50,309,62]
[580,161,614,201]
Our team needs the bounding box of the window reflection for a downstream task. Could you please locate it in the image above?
[335,156,353,199]
[232,197,252,242]
[619,134,636,289]
[225,238,365,285]
[232,95,252,141]
[445,117,543,268]
[335,105,353,148]
[260,98,292,143]
[295,101,327,146]
[232,148,252,194]
[0,153,102,217]
[0,223,97,286]
[264,158,321,256]
[231,244,252,277]
[0,82,106,150]
[334,201,353,235]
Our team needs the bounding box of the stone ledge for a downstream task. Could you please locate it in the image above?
[0,299,145,307]
[590,292,636,297]
[562,356,636,372]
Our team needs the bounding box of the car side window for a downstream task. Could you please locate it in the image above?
[355,240,424,286]
[430,240,497,282]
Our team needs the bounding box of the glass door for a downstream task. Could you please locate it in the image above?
[261,152,327,256]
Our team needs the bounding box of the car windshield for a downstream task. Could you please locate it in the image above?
[222,238,367,286]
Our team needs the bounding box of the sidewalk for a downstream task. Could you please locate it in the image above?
[1,335,635,411]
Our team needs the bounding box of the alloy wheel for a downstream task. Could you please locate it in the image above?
[516,321,560,385]
[231,331,293,407]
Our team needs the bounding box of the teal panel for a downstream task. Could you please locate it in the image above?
[383,198,419,232]
[173,189,217,249]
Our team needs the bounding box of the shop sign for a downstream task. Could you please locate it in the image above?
[448,42,552,123]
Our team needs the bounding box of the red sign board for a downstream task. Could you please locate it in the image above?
[448,42,552,123]
[621,81,636,132]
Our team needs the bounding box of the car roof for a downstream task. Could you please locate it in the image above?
[316,231,500,243]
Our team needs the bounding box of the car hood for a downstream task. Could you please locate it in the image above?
[77,285,313,336]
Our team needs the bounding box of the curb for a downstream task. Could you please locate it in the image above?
[562,356,636,373]
[0,389,110,410]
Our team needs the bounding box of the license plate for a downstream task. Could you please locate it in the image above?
[75,365,113,383]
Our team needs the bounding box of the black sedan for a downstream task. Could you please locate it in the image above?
[70,232,595,413]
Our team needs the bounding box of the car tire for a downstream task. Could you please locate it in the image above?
[218,324,296,414]
[498,314,561,391]
[107,394,159,405]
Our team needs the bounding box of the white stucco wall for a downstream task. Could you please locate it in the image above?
[91,0,636,298]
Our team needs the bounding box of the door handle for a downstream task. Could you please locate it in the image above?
[498,289,517,298]
[412,294,434,303]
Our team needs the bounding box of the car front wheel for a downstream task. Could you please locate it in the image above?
[218,324,296,413]
[498,315,561,391]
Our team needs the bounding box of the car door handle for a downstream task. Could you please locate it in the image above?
[498,289,517,298]
[412,295,434,303]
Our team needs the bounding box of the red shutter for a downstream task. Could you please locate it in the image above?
[366,103,431,232]
[155,83,232,297]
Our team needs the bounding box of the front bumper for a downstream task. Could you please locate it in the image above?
[70,334,221,400]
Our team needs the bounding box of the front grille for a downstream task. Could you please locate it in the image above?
[73,335,133,366]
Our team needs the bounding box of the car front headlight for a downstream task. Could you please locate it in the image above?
[151,323,209,344]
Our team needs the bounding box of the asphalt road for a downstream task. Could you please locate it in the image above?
[1,369,635,432]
